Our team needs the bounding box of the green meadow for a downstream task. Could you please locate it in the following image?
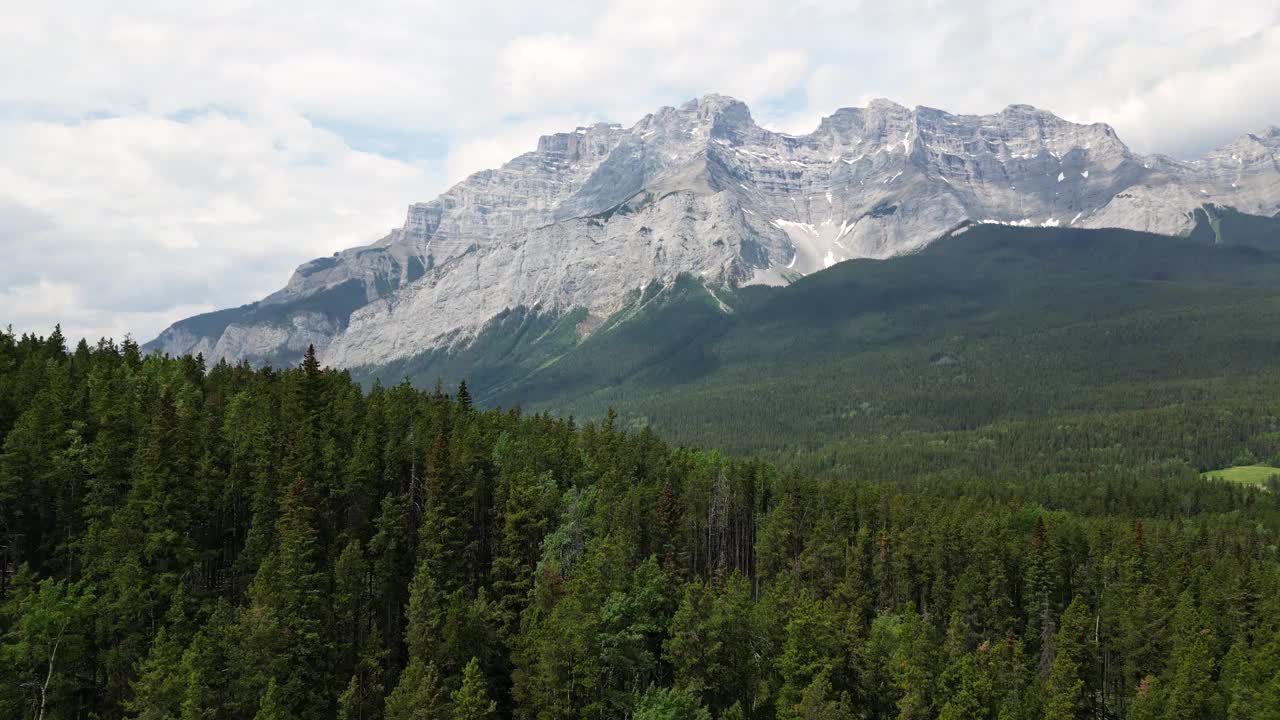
[1202,464,1280,487]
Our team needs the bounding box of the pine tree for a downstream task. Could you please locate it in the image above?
[1042,595,1091,720]
[129,385,197,595]
[451,657,497,720]
[511,546,606,720]
[302,344,321,378]
[937,653,991,720]
[1221,634,1268,720]
[888,608,941,720]
[1025,517,1059,678]
[490,469,556,638]
[405,559,443,662]
[987,635,1033,720]
[0,360,73,573]
[777,590,851,714]
[633,686,713,720]
[665,582,717,703]
[437,588,502,692]
[1163,631,1221,720]
[125,625,188,719]
[420,429,470,595]
[242,477,333,720]
[120,334,142,367]
[334,539,372,671]
[46,324,66,357]
[385,659,448,720]
[1127,675,1163,720]
[338,633,387,720]
[1259,669,1280,720]
[177,601,241,720]
[254,678,287,720]
[786,669,854,720]
[369,492,416,674]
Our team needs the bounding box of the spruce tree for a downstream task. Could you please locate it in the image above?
[338,632,387,720]
[633,686,714,720]
[405,558,443,662]
[1025,517,1059,678]
[385,659,448,720]
[1163,632,1220,720]
[451,657,497,720]
[1042,595,1091,720]
[937,653,991,720]
[243,477,333,720]
[1127,675,1163,720]
[254,678,287,720]
[786,670,854,720]
[125,625,188,719]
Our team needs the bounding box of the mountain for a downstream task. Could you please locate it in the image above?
[145,94,1280,369]
[352,214,1280,457]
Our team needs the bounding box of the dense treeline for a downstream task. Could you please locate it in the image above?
[3,326,1280,720]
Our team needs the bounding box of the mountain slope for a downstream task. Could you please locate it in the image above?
[147,95,1280,368]
[349,217,1280,457]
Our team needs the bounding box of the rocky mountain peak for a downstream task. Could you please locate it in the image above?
[1201,128,1280,167]
[1240,127,1280,151]
[146,95,1280,371]
[685,92,752,118]
[633,93,757,145]
[535,122,625,159]
[865,97,910,113]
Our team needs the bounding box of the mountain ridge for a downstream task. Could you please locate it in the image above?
[145,93,1280,369]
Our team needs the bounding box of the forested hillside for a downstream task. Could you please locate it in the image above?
[351,222,1280,514]
[359,220,1280,474]
[3,328,1280,720]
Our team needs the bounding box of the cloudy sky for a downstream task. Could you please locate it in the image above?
[4,0,1279,343]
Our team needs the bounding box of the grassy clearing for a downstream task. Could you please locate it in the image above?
[1202,465,1280,487]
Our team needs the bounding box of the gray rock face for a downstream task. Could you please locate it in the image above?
[146,95,1280,368]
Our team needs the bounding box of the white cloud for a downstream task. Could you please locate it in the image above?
[500,34,598,108]
[1,0,1277,342]
[0,109,426,343]
[1077,23,1280,157]
[0,278,215,346]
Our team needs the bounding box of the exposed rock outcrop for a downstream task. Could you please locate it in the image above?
[146,95,1280,368]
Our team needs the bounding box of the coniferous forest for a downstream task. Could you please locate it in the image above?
[4,326,1280,720]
